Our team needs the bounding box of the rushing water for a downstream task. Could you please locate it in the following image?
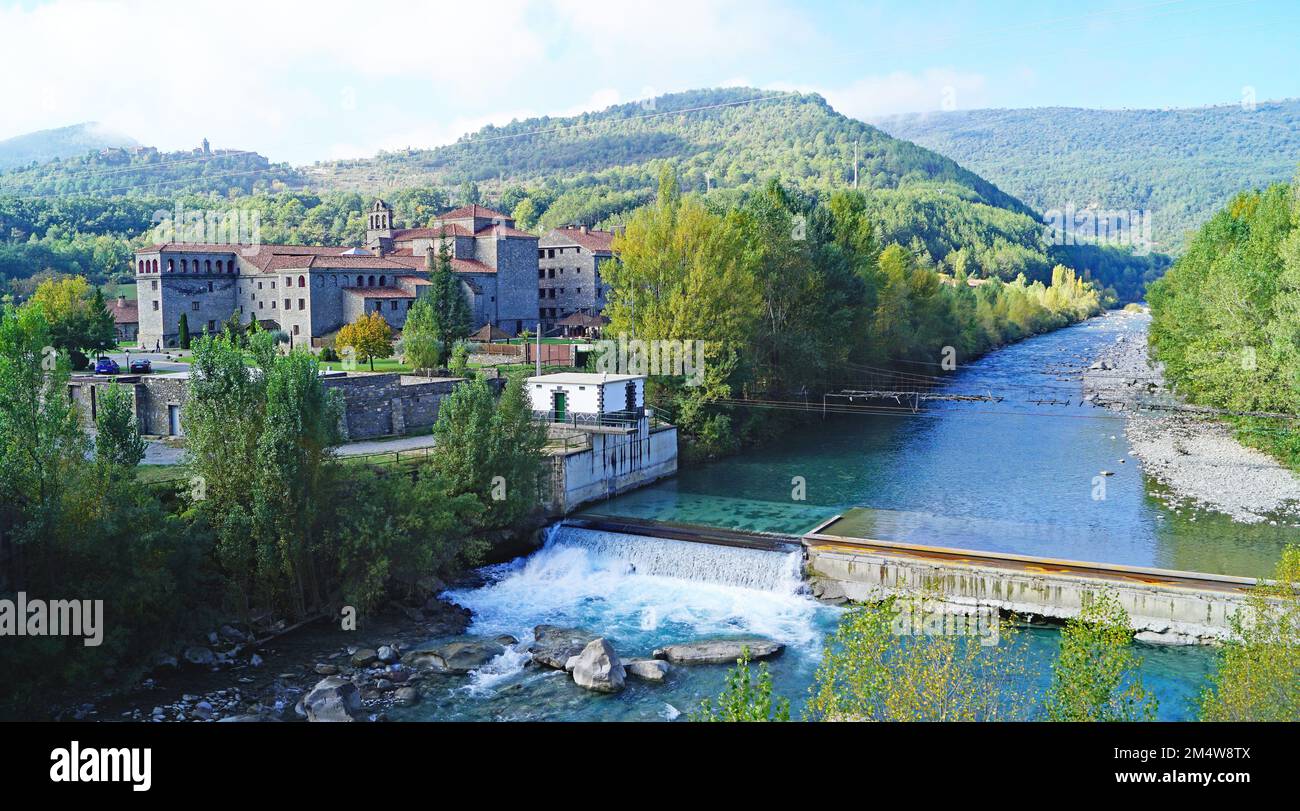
[396,525,840,721]
[401,312,1287,721]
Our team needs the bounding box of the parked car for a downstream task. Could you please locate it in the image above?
[94,357,120,375]
[129,358,152,374]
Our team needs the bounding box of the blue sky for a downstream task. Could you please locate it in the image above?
[1,0,1296,164]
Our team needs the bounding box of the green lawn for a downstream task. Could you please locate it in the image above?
[112,282,138,301]
[136,464,189,486]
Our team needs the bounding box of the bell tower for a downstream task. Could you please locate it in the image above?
[366,199,395,251]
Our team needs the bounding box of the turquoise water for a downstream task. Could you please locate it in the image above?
[592,311,1296,578]
[400,312,1286,721]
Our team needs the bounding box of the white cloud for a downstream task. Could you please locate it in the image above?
[770,69,989,120]
[0,0,544,157]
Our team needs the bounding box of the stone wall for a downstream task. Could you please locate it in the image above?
[494,235,542,335]
[536,238,609,329]
[67,374,189,436]
[321,373,465,440]
[68,372,487,442]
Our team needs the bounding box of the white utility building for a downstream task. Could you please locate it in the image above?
[525,372,675,513]
[526,372,645,425]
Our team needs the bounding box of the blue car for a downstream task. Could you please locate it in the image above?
[94,357,120,375]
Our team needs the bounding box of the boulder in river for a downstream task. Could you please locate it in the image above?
[403,638,505,674]
[183,646,216,667]
[351,648,378,667]
[302,676,362,722]
[624,658,670,682]
[567,638,625,693]
[528,625,598,670]
[652,638,784,665]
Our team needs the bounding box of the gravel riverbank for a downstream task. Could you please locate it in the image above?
[1082,311,1300,525]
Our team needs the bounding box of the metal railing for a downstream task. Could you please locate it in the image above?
[532,407,646,431]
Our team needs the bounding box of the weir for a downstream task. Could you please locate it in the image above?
[569,511,1271,645]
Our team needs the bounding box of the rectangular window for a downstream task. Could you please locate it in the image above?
[298,298,305,310]
[207,281,213,292]
[390,301,397,310]
[191,301,199,311]
[271,301,276,309]
[258,281,263,290]
[207,320,215,332]
[284,299,290,310]
[152,301,159,311]
[151,280,158,290]
[293,324,300,335]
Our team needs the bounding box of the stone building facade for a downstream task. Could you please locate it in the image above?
[133,200,541,350]
[108,295,138,342]
[536,226,618,332]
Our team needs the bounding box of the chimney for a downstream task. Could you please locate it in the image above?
[425,245,435,273]
[117,295,126,307]
[580,225,589,235]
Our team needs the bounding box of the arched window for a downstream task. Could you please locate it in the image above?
[137,260,144,273]
[299,275,306,288]
[367,275,375,287]
[356,275,363,287]
[167,259,174,272]
[181,259,187,272]
[379,275,386,287]
[205,259,212,272]
[152,259,159,273]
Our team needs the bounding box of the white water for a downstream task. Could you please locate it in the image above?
[445,525,831,660]
[404,524,843,719]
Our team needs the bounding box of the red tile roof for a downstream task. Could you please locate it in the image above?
[437,204,510,222]
[392,223,474,240]
[543,227,616,253]
[473,224,537,239]
[109,298,138,324]
[341,287,415,299]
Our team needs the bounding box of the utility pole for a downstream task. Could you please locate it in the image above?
[535,322,542,376]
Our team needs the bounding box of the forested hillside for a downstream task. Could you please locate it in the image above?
[0,143,304,197]
[308,88,1028,212]
[0,122,138,172]
[0,87,1163,303]
[876,101,1300,254]
[1148,178,1300,469]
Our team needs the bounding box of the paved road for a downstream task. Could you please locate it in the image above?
[100,350,191,375]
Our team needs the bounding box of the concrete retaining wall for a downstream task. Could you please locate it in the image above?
[805,545,1255,644]
[546,425,677,514]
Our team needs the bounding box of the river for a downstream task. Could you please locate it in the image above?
[397,311,1292,721]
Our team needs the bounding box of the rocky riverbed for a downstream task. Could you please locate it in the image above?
[69,586,785,722]
[1082,311,1300,525]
